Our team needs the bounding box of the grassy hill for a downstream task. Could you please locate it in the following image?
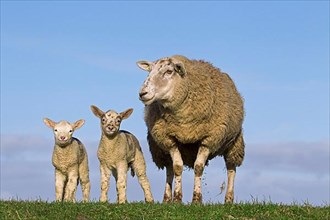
[1,200,329,220]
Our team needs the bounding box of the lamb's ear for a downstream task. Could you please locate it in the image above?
[90,105,104,118]
[137,61,153,72]
[43,118,56,129]
[120,108,133,120]
[174,62,186,76]
[73,119,85,130]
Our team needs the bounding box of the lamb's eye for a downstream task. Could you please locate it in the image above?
[116,118,121,124]
[54,129,58,132]
[102,118,106,123]
[69,130,73,133]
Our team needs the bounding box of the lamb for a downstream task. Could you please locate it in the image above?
[43,118,90,202]
[137,55,245,204]
[90,105,154,204]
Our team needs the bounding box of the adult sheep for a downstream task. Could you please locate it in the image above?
[136,55,245,204]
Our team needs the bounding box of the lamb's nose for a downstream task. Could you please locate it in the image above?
[60,136,66,140]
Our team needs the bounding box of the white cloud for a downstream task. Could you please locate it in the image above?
[1,134,52,161]
[244,140,329,177]
[1,134,329,205]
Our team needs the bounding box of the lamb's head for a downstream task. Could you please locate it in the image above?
[43,118,85,147]
[137,57,187,107]
[90,105,133,137]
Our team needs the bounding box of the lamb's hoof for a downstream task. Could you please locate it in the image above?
[145,198,154,204]
[118,200,127,204]
[192,192,202,204]
[100,196,108,203]
[173,192,182,203]
[163,194,172,203]
[63,197,75,203]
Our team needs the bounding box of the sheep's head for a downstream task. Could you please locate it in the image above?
[137,57,187,107]
[90,105,133,137]
[43,118,85,147]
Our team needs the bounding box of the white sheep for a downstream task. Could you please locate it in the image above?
[43,118,90,202]
[90,105,154,204]
[137,55,245,204]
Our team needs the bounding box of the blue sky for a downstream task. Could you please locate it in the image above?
[1,1,329,205]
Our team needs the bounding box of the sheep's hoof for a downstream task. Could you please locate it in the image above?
[192,192,202,204]
[225,192,234,204]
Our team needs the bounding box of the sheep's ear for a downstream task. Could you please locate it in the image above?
[120,108,133,120]
[137,61,152,72]
[174,62,186,76]
[91,105,104,118]
[43,118,56,129]
[73,119,85,130]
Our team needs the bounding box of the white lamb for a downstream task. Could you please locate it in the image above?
[90,105,154,204]
[43,118,90,202]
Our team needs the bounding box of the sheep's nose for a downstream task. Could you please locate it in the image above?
[139,91,148,99]
[60,136,66,140]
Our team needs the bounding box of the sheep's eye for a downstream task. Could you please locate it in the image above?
[116,118,121,124]
[102,118,106,123]
[54,129,58,132]
[69,130,73,133]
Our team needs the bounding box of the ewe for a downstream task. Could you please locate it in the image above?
[90,105,154,204]
[137,55,245,204]
[43,118,90,202]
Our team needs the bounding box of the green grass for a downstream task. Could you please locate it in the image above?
[0,200,329,220]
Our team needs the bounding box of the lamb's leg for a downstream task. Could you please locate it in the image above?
[100,164,111,202]
[55,169,67,202]
[163,165,174,203]
[79,156,90,202]
[132,150,154,203]
[116,163,128,204]
[192,146,210,203]
[169,147,183,203]
[64,167,79,202]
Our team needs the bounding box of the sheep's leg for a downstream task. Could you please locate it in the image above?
[64,167,79,202]
[79,156,90,202]
[100,164,111,202]
[132,150,154,203]
[225,164,236,203]
[116,163,128,204]
[163,165,174,203]
[169,147,183,203]
[55,169,67,201]
[192,146,210,203]
[224,132,244,203]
